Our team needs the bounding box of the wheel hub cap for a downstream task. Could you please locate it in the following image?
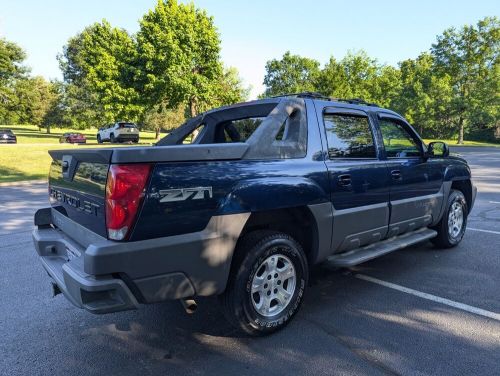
[448,201,464,238]
[251,252,296,317]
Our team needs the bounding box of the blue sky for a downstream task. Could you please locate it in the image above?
[0,0,498,98]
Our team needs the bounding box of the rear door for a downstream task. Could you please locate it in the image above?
[103,124,112,140]
[321,107,391,253]
[376,113,445,236]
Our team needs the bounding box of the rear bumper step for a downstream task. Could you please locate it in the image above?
[33,225,140,314]
[32,207,249,314]
[327,228,437,267]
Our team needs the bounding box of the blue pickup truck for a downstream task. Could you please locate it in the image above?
[33,93,476,335]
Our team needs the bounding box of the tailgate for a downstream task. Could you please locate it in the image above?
[48,149,112,237]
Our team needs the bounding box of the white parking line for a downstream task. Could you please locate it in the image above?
[355,274,500,322]
[489,201,500,204]
[468,227,500,235]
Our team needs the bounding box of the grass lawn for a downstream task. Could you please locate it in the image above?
[0,124,159,183]
[423,139,500,147]
[2,124,158,144]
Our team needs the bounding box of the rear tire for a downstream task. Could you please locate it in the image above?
[219,230,308,336]
[431,189,468,248]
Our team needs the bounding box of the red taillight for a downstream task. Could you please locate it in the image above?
[105,164,152,240]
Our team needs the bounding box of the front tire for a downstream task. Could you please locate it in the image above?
[219,230,308,336]
[110,133,116,143]
[431,189,468,248]
[97,135,102,144]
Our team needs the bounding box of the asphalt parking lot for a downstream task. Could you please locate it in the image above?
[0,147,499,376]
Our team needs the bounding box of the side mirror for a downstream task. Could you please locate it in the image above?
[427,141,449,158]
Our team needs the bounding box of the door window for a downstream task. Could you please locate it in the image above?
[323,114,376,158]
[379,118,421,158]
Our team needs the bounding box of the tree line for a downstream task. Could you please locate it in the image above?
[0,4,498,143]
[263,17,499,143]
[0,0,249,137]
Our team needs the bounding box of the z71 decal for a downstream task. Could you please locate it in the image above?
[157,187,213,203]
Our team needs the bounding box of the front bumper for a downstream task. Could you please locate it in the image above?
[33,208,249,314]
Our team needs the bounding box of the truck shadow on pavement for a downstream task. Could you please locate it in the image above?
[72,242,498,376]
[2,233,498,376]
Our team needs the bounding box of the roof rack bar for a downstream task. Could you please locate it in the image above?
[334,98,379,107]
[268,92,379,107]
[269,92,332,100]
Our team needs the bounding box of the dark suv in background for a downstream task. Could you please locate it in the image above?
[0,129,17,144]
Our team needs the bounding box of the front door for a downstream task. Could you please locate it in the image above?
[376,114,445,236]
[321,108,391,253]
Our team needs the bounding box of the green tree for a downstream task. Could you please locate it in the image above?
[42,80,72,132]
[0,38,29,123]
[0,38,28,82]
[58,20,141,127]
[370,65,401,108]
[431,17,500,143]
[207,66,249,110]
[143,103,187,140]
[392,53,453,137]
[136,0,223,116]
[13,76,57,129]
[262,51,320,97]
[317,51,399,106]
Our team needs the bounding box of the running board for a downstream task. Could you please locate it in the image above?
[327,228,437,267]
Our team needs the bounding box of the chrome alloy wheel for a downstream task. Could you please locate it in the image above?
[250,253,296,317]
[448,201,464,238]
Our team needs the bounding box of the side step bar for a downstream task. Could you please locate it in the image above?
[327,228,437,267]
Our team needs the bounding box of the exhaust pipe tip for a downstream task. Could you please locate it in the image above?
[180,298,197,314]
[51,282,62,297]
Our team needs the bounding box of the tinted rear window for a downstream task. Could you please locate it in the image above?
[323,114,376,158]
[118,123,137,128]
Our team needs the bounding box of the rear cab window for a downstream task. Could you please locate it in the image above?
[323,112,377,159]
[158,99,308,159]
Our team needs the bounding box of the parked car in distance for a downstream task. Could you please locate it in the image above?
[59,133,86,144]
[0,129,17,144]
[97,122,140,143]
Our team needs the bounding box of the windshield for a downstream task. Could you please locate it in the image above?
[0,129,13,134]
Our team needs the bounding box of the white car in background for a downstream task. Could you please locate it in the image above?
[97,122,140,143]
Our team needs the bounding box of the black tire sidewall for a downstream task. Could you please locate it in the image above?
[445,191,468,245]
[237,236,307,334]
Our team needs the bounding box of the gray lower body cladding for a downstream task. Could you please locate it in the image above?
[33,208,249,314]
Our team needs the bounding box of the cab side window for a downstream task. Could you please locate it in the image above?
[379,118,421,158]
[323,114,376,158]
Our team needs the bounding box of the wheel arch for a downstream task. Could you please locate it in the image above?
[450,179,473,214]
[234,203,332,269]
